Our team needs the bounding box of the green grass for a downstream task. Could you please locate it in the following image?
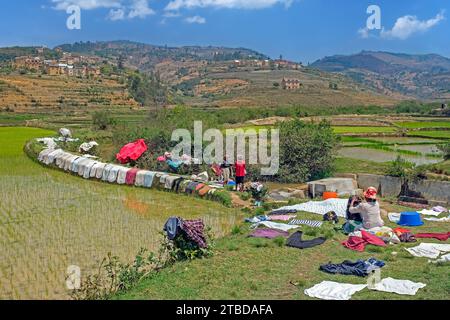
[335,157,389,174]
[395,121,450,129]
[333,126,396,134]
[115,211,450,300]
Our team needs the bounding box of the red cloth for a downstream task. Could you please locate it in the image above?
[393,227,411,236]
[235,161,246,177]
[125,168,139,185]
[342,230,386,252]
[116,139,148,164]
[414,232,450,241]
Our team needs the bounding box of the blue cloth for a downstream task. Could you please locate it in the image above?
[319,258,385,277]
[167,159,182,171]
[102,164,114,181]
[163,217,182,240]
[143,171,156,188]
[71,157,84,173]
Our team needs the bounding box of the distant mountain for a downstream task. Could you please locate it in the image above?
[57,40,269,72]
[311,51,450,100]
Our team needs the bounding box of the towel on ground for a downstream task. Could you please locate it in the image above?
[405,243,450,259]
[369,277,426,296]
[289,219,323,228]
[304,281,367,300]
[248,229,289,239]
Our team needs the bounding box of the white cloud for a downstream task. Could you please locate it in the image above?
[165,0,293,11]
[108,8,125,20]
[357,27,370,39]
[51,0,154,20]
[52,0,122,10]
[381,11,445,40]
[185,15,206,24]
[128,0,155,19]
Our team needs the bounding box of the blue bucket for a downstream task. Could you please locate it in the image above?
[398,212,424,227]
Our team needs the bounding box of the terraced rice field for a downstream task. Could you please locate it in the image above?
[0,127,242,299]
[338,147,443,165]
[395,121,450,129]
[333,126,396,134]
[408,131,450,139]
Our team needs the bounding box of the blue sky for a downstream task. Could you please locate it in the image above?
[0,0,448,63]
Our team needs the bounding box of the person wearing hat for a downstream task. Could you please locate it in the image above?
[348,187,384,229]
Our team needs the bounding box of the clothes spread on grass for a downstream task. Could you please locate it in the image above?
[342,220,363,234]
[275,199,348,218]
[286,231,326,249]
[369,277,426,296]
[116,139,148,164]
[429,253,450,263]
[245,216,269,223]
[319,258,385,277]
[388,212,401,223]
[424,215,450,222]
[342,230,386,252]
[418,209,442,217]
[163,217,207,248]
[251,221,300,232]
[289,219,323,228]
[248,229,289,239]
[268,215,297,222]
[414,232,450,241]
[405,243,450,259]
[304,281,367,300]
[269,209,298,215]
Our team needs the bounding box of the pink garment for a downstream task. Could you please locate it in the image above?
[125,168,139,185]
[268,215,297,221]
[342,230,386,252]
[116,139,148,164]
[414,232,450,241]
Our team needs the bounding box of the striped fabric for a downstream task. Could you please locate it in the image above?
[289,219,323,228]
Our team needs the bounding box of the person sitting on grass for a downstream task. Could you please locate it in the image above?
[348,187,384,229]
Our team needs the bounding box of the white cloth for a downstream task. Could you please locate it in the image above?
[388,212,401,223]
[304,281,367,300]
[424,215,450,222]
[135,170,150,187]
[38,148,54,163]
[276,198,348,217]
[405,243,450,259]
[90,162,105,179]
[59,128,72,138]
[418,209,441,217]
[251,221,300,232]
[429,253,450,264]
[44,149,64,165]
[117,166,130,185]
[37,138,57,150]
[83,161,98,179]
[79,141,98,153]
[370,277,426,296]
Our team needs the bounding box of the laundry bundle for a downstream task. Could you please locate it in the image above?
[319,258,385,277]
[342,230,386,252]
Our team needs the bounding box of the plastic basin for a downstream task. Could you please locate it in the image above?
[398,212,424,227]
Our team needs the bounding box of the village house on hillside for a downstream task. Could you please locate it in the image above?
[281,77,302,90]
[12,49,101,78]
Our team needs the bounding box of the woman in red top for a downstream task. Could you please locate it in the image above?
[235,155,246,192]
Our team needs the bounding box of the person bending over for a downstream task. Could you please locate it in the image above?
[348,187,384,229]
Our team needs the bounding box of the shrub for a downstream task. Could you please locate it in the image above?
[92,110,116,130]
[386,156,415,178]
[277,119,339,183]
[437,143,450,160]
